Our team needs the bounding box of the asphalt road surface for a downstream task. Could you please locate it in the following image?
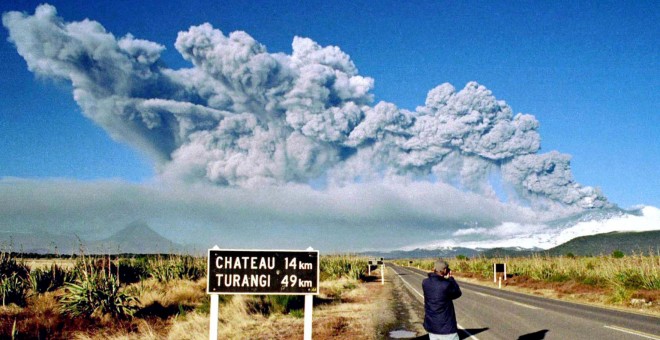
[389,264,660,340]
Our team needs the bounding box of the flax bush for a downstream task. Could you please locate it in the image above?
[29,264,74,294]
[0,253,30,306]
[60,272,138,319]
[0,273,28,307]
[59,254,139,319]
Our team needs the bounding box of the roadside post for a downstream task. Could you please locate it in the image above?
[494,263,506,289]
[207,246,319,340]
[378,258,384,285]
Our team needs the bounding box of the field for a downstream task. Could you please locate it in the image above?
[0,252,395,339]
[395,252,660,314]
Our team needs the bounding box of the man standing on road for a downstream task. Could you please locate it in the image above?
[422,260,462,340]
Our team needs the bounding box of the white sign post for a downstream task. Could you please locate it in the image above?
[207,246,319,340]
[378,258,385,285]
[209,245,220,340]
[304,294,313,340]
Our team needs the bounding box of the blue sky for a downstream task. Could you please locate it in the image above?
[1,0,658,211]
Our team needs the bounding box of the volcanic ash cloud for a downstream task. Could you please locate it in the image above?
[3,4,609,214]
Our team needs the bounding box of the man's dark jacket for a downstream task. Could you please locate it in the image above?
[422,272,462,334]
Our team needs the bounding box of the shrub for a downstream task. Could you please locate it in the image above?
[320,256,367,281]
[0,253,30,307]
[149,256,204,283]
[0,273,28,307]
[29,265,73,294]
[265,295,304,314]
[611,250,625,259]
[118,258,150,284]
[0,253,30,280]
[59,272,138,319]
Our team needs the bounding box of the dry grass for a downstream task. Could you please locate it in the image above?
[130,277,207,310]
[165,276,394,339]
[23,258,77,270]
[398,253,660,315]
[2,255,392,339]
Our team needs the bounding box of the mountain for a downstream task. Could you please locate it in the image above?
[544,230,660,256]
[360,230,660,259]
[1,222,184,255]
[360,247,480,259]
[88,221,182,254]
[480,247,540,258]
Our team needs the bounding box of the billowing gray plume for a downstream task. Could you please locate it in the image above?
[3,5,609,211]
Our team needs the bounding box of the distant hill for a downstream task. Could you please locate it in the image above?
[359,231,660,259]
[480,247,539,258]
[544,230,660,256]
[88,221,182,254]
[1,222,184,255]
[360,247,481,259]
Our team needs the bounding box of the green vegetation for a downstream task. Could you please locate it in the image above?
[29,264,73,293]
[0,253,30,306]
[147,255,205,282]
[60,273,138,319]
[394,252,660,307]
[320,255,368,281]
[1,251,375,338]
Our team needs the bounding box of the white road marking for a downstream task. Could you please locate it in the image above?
[394,268,481,340]
[604,325,660,340]
[472,291,541,310]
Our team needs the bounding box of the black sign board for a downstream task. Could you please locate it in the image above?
[495,263,505,272]
[207,249,319,295]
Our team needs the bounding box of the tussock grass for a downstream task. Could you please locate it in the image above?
[2,253,385,338]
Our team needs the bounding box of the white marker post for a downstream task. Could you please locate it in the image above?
[209,245,220,340]
[380,259,385,285]
[493,263,496,283]
[304,247,314,340]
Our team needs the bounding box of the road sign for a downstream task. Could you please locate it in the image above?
[493,263,507,286]
[207,249,319,294]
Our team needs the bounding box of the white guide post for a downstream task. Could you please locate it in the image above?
[209,245,220,340]
[209,294,219,340]
[381,263,384,285]
[304,295,313,340]
[504,263,507,281]
[304,246,314,340]
[493,263,496,283]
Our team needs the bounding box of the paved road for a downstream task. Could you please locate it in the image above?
[389,264,660,340]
